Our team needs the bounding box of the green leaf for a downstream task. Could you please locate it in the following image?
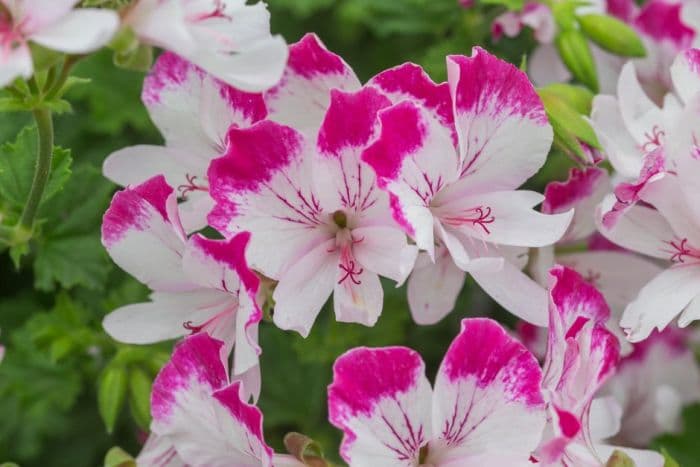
[98,366,128,434]
[104,446,136,467]
[0,126,73,209]
[661,448,680,467]
[577,14,646,57]
[0,97,33,112]
[32,165,113,291]
[556,29,599,92]
[128,368,152,430]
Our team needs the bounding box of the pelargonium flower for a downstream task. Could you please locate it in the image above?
[595,50,700,341]
[101,175,263,400]
[362,48,572,326]
[328,317,547,466]
[103,34,360,232]
[602,328,700,447]
[0,0,119,87]
[208,86,418,337]
[123,0,287,92]
[138,333,303,467]
[530,167,661,353]
[535,266,663,466]
[492,2,555,44]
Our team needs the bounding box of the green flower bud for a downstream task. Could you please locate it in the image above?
[556,29,599,92]
[577,14,646,57]
[98,365,128,434]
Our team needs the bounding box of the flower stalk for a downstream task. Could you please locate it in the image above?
[18,107,54,231]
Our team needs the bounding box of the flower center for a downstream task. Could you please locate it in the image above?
[441,205,495,234]
[666,238,700,265]
[332,209,348,229]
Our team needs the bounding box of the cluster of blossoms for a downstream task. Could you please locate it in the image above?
[6,0,700,465]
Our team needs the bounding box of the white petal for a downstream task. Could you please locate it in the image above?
[29,9,118,53]
[352,226,418,284]
[0,42,33,88]
[407,250,466,325]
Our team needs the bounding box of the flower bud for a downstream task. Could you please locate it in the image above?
[577,14,646,57]
[556,29,599,92]
[98,365,128,434]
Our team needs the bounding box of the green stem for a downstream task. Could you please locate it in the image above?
[45,55,82,100]
[18,108,53,230]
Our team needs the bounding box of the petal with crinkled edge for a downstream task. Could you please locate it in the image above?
[328,347,432,466]
[266,33,361,134]
[427,318,545,465]
[447,48,552,192]
[151,334,273,466]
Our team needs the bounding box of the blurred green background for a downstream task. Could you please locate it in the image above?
[0,1,694,465]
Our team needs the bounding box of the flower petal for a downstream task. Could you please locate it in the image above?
[670,48,700,104]
[543,167,611,243]
[101,176,191,292]
[447,48,552,192]
[362,100,460,255]
[208,120,328,279]
[334,269,383,328]
[266,33,361,134]
[0,42,33,88]
[590,95,643,178]
[407,249,465,325]
[620,266,700,342]
[428,318,545,464]
[151,334,273,467]
[272,238,338,337]
[328,346,432,466]
[470,258,549,326]
[352,226,418,285]
[29,9,118,53]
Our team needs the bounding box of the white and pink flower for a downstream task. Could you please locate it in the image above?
[104,34,359,232]
[101,175,263,400]
[123,0,287,92]
[138,333,302,467]
[595,49,700,342]
[208,85,417,337]
[328,317,547,466]
[362,48,572,326]
[0,0,119,87]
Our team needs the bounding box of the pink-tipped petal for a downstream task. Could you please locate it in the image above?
[101,176,190,292]
[428,318,545,464]
[265,33,361,134]
[447,48,552,192]
[328,346,432,466]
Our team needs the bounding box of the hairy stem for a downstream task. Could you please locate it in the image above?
[19,107,54,230]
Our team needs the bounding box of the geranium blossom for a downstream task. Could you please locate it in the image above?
[104,34,360,232]
[362,48,572,326]
[101,175,263,400]
[328,317,547,466]
[602,328,700,446]
[123,0,287,92]
[208,85,417,337]
[535,266,663,466]
[0,0,119,87]
[138,333,302,466]
[596,49,700,341]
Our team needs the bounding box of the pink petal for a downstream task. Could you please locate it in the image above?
[151,334,273,466]
[208,120,327,279]
[427,318,545,464]
[447,48,551,192]
[265,33,361,134]
[635,0,694,50]
[543,167,612,243]
[362,100,459,254]
[328,346,432,466]
[368,62,455,139]
[101,176,191,292]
